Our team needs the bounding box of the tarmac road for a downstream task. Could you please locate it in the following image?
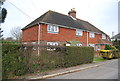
[50,59,118,79]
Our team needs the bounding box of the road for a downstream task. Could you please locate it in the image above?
[50,59,118,79]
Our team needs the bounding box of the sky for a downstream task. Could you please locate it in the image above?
[1,0,119,38]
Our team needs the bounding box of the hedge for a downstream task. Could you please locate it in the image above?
[2,44,25,79]
[64,46,94,67]
[31,46,94,71]
[2,44,94,79]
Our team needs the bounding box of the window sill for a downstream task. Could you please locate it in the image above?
[76,35,82,37]
[48,31,58,34]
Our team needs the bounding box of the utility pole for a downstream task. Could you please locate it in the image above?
[38,23,40,56]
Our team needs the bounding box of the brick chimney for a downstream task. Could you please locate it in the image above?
[68,8,76,18]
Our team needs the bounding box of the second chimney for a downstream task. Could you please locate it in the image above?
[68,8,76,18]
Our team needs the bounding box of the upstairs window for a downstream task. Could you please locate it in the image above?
[76,29,83,36]
[102,34,106,39]
[90,32,95,38]
[48,24,59,34]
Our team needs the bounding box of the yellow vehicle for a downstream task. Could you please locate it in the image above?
[100,50,120,59]
[100,50,113,59]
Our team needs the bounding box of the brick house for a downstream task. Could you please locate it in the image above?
[22,9,112,51]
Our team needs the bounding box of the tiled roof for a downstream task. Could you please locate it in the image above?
[22,10,106,35]
[111,33,120,39]
[97,39,112,44]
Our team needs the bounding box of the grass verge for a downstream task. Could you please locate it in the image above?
[93,57,106,62]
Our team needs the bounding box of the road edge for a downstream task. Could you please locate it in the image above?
[28,59,117,79]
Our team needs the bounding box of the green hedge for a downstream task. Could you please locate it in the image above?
[2,45,94,79]
[2,44,25,79]
[33,46,94,70]
[64,46,94,67]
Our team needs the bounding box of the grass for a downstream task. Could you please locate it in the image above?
[93,57,106,62]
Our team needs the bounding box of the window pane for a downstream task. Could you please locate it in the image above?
[48,24,59,33]
[55,26,57,32]
[90,32,94,38]
[102,34,106,39]
[47,42,58,46]
[76,43,82,46]
[89,44,94,47]
[76,29,82,36]
[48,25,51,31]
[51,26,54,31]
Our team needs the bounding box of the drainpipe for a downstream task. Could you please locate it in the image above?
[38,23,40,56]
[87,31,88,46]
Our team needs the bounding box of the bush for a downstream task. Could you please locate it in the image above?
[35,46,94,69]
[115,46,120,51]
[2,44,25,79]
[64,46,94,67]
[29,46,65,72]
[24,46,94,73]
[2,45,94,79]
[104,44,116,50]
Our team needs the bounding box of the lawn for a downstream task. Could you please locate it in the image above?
[93,57,106,62]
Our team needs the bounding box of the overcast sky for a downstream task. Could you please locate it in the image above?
[1,0,119,38]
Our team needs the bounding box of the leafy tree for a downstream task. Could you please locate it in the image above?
[104,44,116,50]
[1,8,7,23]
[0,0,7,23]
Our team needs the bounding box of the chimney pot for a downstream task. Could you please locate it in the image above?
[68,8,76,18]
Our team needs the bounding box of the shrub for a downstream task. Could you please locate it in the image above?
[2,45,94,79]
[64,46,94,67]
[25,46,94,73]
[2,44,25,79]
[104,44,116,50]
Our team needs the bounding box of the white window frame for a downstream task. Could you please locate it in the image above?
[66,44,71,46]
[97,45,101,50]
[90,32,95,38]
[88,44,95,47]
[102,34,106,39]
[76,43,82,46]
[76,29,83,36]
[23,42,27,44]
[32,42,36,44]
[47,42,58,46]
[47,42,58,51]
[47,24,59,34]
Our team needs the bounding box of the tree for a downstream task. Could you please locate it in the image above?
[1,8,7,23]
[11,27,22,42]
[0,0,7,23]
[5,37,14,41]
[104,44,116,50]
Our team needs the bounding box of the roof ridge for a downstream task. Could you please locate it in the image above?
[48,10,81,19]
[22,10,107,36]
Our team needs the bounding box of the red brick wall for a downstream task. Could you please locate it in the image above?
[88,33,102,44]
[101,45,105,50]
[40,24,89,45]
[22,25,38,42]
[22,24,108,46]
